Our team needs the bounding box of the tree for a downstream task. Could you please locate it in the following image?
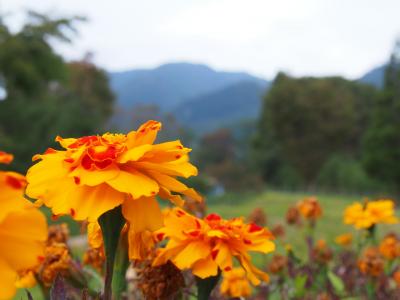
[362,41,400,188]
[0,12,114,171]
[254,73,376,187]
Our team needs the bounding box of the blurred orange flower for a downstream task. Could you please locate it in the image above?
[379,234,400,260]
[394,271,400,287]
[0,151,13,164]
[220,267,252,298]
[312,240,333,264]
[153,208,275,285]
[297,197,322,220]
[344,200,398,229]
[358,247,384,277]
[335,233,353,246]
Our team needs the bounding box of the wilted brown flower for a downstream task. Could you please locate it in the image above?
[394,271,400,288]
[248,207,267,227]
[83,247,105,273]
[47,223,70,245]
[358,247,384,277]
[271,224,285,239]
[183,196,207,218]
[312,240,333,264]
[268,254,288,274]
[379,233,400,260]
[297,197,322,220]
[317,292,332,300]
[136,260,185,300]
[38,243,72,287]
[286,206,301,225]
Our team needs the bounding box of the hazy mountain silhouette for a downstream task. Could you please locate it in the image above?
[109,62,267,110]
[359,64,386,88]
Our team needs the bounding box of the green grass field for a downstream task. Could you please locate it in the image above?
[207,189,398,257]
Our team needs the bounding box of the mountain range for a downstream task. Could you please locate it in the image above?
[108,62,384,133]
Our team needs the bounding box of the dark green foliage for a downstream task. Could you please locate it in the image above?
[254,72,376,188]
[194,127,263,192]
[0,12,114,171]
[362,42,400,188]
[316,155,381,193]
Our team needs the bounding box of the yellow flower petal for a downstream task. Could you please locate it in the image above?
[122,196,163,232]
[107,170,159,199]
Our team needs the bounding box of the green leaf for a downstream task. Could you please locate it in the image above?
[195,273,220,300]
[328,271,345,294]
[98,205,125,300]
[293,275,307,298]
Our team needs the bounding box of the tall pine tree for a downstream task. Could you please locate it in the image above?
[362,41,400,188]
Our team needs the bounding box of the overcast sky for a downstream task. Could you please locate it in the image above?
[2,0,400,79]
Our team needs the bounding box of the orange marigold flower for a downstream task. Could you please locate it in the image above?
[153,208,275,285]
[0,155,47,299]
[0,151,13,164]
[358,247,384,277]
[297,197,322,220]
[220,267,252,298]
[26,121,202,259]
[335,233,353,247]
[379,234,400,260]
[344,200,398,229]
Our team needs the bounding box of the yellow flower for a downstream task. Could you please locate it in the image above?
[15,271,37,289]
[87,222,103,249]
[297,197,322,220]
[344,200,398,229]
[153,208,275,285]
[379,234,400,260]
[335,233,353,246]
[0,152,47,299]
[220,267,252,298]
[26,121,201,257]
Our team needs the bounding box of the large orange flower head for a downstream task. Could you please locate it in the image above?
[26,121,201,245]
[344,200,398,229]
[153,208,275,286]
[0,152,47,299]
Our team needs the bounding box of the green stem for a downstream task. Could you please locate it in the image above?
[196,273,220,300]
[111,231,130,299]
[98,206,125,300]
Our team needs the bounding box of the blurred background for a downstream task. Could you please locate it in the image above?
[1,0,400,198]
